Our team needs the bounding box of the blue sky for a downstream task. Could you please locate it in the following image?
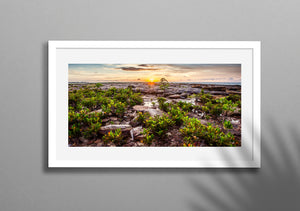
[68,64,241,82]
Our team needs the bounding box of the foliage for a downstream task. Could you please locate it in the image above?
[157,97,170,112]
[167,106,187,126]
[180,117,236,146]
[68,109,103,139]
[95,83,103,88]
[136,112,150,126]
[159,78,169,91]
[200,93,213,103]
[144,115,175,139]
[83,122,102,139]
[223,120,233,129]
[177,101,194,112]
[102,129,123,145]
[142,128,154,146]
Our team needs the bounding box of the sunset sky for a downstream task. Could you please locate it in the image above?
[68,64,241,83]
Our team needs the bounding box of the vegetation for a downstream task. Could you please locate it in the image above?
[180,118,236,146]
[102,129,123,145]
[159,78,169,91]
[144,115,175,140]
[223,120,233,129]
[68,82,241,147]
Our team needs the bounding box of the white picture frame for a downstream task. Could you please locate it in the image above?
[48,41,261,168]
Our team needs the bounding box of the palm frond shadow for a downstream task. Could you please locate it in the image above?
[187,115,300,211]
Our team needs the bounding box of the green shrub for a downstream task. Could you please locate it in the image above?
[180,118,235,146]
[197,90,213,104]
[223,120,233,129]
[159,78,169,91]
[68,108,103,140]
[168,106,187,126]
[114,102,126,117]
[177,101,194,112]
[157,97,170,112]
[145,115,175,139]
[102,129,123,145]
[83,122,102,139]
[136,112,150,126]
[95,83,103,88]
[142,128,154,146]
[81,97,97,109]
[227,94,241,103]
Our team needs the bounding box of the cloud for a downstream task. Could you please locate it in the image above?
[69,64,241,82]
[118,66,158,71]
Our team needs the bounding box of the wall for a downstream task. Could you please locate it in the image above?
[0,0,299,210]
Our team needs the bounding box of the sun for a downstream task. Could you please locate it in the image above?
[149,78,154,82]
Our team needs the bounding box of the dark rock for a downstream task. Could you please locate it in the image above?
[229,110,241,117]
[110,117,118,121]
[101,118,110,123]
[168,94,181,99]
[227,90,241,95]
[203,86,226,91]
[180,93,188,99]
[191,84,203,88]
[209,91,228,96]
[79,137,89,144]
[227,86,241,91]
[127,85,135,89]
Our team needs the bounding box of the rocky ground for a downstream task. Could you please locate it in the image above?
[69,82,241,147]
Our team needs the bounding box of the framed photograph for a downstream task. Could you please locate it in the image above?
[48,41,260,168]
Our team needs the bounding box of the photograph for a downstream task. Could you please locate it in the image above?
[68,64,242,147]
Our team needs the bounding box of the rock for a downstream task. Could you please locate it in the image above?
[147,109,165,117]
[130,115,140,127]
[133,105,151,112]
[227,90,241,95]
[99,124,132,134]
[107,143,116,147]
[136,141,145,146]
[94,139,102,144]
[101,118,110,123]
[130,126,144,141]
[209,91,228,96]
[227,86,241,91]
[89,109,102,114]
[156,90,164,94]
[110,117,118,121]
[180,93,188,99]
[203,86,226,91]
[79,137,89,144]
[191,84,203,88]
[128,85,135,89]
[168,94,181,99]
[132,105,165,117]
[229,111,241,117]
[231,119,240,125]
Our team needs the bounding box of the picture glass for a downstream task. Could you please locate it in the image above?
[68,63,242,147]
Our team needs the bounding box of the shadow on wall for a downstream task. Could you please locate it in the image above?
[187,115,300,211]
[42,43,300,210]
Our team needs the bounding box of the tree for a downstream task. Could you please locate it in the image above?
[95,83,103,88]
[159,78,169,91]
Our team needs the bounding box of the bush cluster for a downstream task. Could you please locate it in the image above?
[180,117,236,146]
